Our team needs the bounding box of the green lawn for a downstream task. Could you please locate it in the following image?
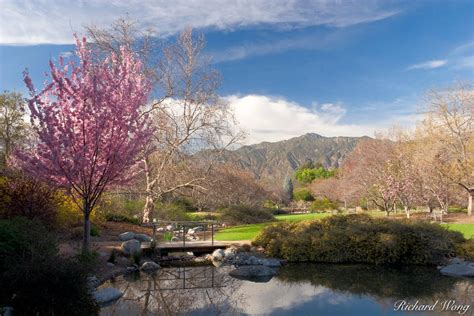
[214,213,328,241]
[443,223,474,239]
[214,212,474,241]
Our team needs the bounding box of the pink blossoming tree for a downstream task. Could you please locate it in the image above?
[17,36,152,251]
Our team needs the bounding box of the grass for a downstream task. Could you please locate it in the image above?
[214,212,329,241]
[443,223,474,239]
[214,211,474,241]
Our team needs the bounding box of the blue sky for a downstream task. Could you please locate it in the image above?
[0,0,473,143]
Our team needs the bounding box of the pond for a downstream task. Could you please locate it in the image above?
[100,264,473,315]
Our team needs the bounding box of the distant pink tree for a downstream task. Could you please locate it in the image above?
[17,36,152,251]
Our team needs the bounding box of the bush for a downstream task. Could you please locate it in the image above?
[0,172,60,226]
[309,197,337,212]
[105,213,141,225]
[220,205,274,225]
[253,214,464,265]
[0,217,98,315]
[293,189,314,201]
[456,238,474,261]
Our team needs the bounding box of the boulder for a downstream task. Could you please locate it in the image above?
[166,225,174,231]
[119,232,135,241]
[134,233,151,242]
[121,239,141,256]
[171,237,180,242]
[187,228,195,235]
[156,227,165,232]
[212,249,225,261]
[1,307,13,316]
[140,261,160,272]
[440,261,474,277]
[93,288,123,305]
[224,246,238,257]
[259,258,282,267]
[229,265,278,282]
[86,276,101,292]
[106,262,115,267]
[193,226,204,232]
[246,256,259,265]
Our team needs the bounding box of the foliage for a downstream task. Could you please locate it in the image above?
[293,188,314,201]
[0,91,28,164]
[17,35,152,250]
[282,176,293,202]
[105,213,141,225]
[220,205,275,225]
[0,172,61,226]
[90,224,101,237]
[0,217,97,315]
[253,214,464,265]
[295,167,336,184]
[309,197,338,212]
[455,238,474,261]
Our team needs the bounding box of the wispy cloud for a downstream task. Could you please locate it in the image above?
[407,59,447,70]
[0,0,401,45]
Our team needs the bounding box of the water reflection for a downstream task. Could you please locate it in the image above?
[100,264,474,316]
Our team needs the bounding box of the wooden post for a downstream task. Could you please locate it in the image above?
[182,224,186,248]
[211,223,214,246]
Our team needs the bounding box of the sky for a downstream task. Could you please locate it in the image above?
[0,0,473,144]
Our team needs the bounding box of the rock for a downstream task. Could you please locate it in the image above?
[194,256,209,263]
[126,266,138,273]
[440,261,474,277]
[157,227,165,232]
[212,249,225,261]
[140,261,160,272]
[246,256,259,265]
[134,233,151,242]
[99,251,108,257]
[259,258,282,267]
[193,226,204,232]
[449,257,464,265]
[187,228,195,235]
[106,262,115,267]
[119,232,135,241]
[86,276,101,291]
[93,288,123,305]
[171,237,180,242]
[224,246,238,257]
[121,239,141,256]
[166,225,174,231]
[229,265,278,282]
[1,307,13,316]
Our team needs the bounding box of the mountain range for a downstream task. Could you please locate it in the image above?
[218,133,369,188]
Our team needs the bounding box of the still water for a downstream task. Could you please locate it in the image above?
[100,264,473,315]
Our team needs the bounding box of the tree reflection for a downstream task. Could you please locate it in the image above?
[101,266,245,315]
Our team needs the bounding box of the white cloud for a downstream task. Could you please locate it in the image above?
[407,59,447,70]
[226,94,415,144]
[0,0,400,45]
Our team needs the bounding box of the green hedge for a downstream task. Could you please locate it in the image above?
[253,214,465,265]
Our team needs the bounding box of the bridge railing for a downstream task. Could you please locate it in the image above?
[142,220,219,247]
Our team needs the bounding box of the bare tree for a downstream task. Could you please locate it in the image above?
[0,91,28,166]
[423,83,474,215]
[86,19,243,222]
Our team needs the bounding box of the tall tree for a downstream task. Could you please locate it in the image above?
[423,83,474,215]
[0,91,28,165]
[87,20,242,222]
[17,36,152,251]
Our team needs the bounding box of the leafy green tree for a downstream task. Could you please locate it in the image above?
[295,166,337,184]
[293,188,314,201]
[310,197,338,212]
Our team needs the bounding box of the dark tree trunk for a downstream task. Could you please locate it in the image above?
[83,201,91,252]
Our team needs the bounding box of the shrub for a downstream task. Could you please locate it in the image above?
[0,217,98,315]
[293,189,314,201]
[220,205,275,225]
[309,197,337,212]
[105,213,141,225]
[0,172,60,226]
[456,238,474,261]
[253,214,464,265]
[90,224,101,237]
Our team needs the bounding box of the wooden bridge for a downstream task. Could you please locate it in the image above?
[142,220,233,256]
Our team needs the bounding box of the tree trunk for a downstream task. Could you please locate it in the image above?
[468,190,473,216]
[404,205,410,219]
[142,191,154,223]
[83,201,91,252]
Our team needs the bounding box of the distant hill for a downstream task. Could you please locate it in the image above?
[214,133,369,188]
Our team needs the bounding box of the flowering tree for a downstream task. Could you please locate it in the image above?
[17,36,152,251]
